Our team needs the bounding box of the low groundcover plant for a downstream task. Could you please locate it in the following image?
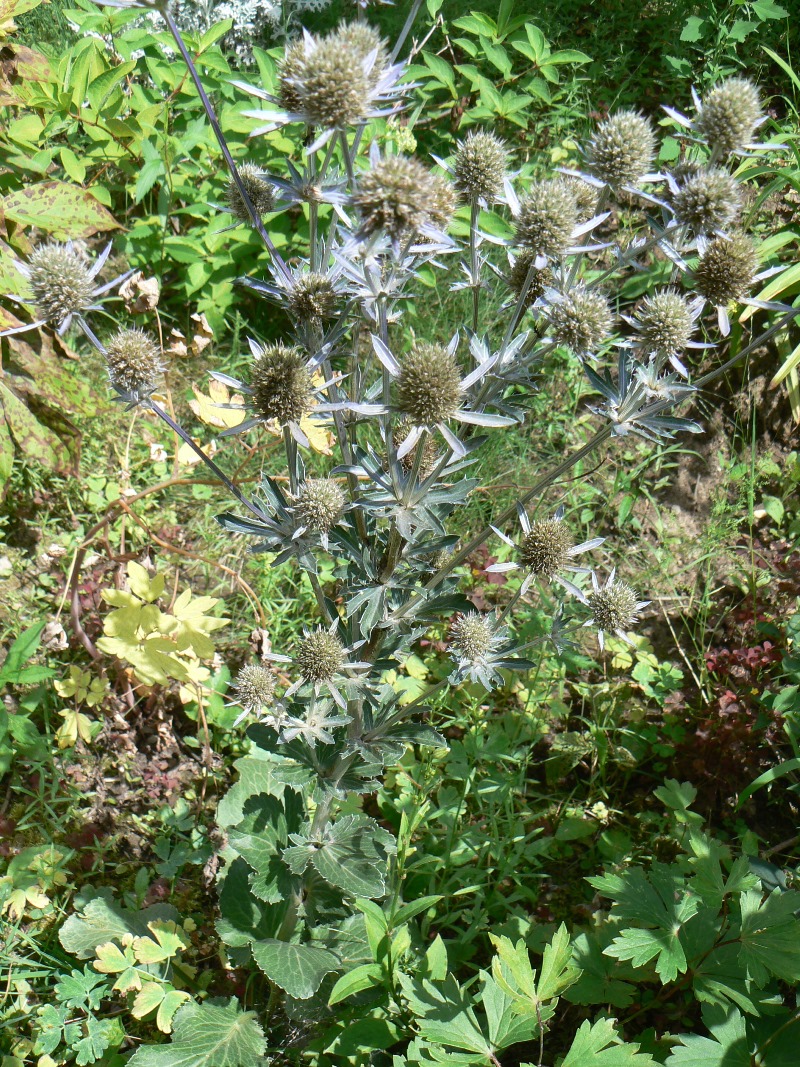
[9,1,800,1062]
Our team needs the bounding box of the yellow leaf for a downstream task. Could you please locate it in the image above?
[55,709,94,749]
[127,561,165,603]
[188,379,245,429]
[131,982,165,1020]
[176,436,218,467]
[300,414,335,455]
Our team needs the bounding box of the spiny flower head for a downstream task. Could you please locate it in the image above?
[296,629,345,682]
[508,250,552,309]
[292,34,371,129]
[27,242,95,325]
[449,612,496,664]
[564,176,599,222]
[631,290,695,357]
[671,167,742,234]
[286,272,338,324]
[293,478,346,533]
[250,342,313,426]
[453,130,508,203]
[692,232,759,305]
[588,579,641,634]
[278,39,305,112]
[696,77,762,156]
[428,173,457,231]
[518,519,574,577]
[547,285,614,356]
[587,110,656,188]
[397,343,462,425]
[353,156,439,239]
[233,664,276,713]
[105,328,163,404]
[515,179,578,258]
[225,163,275,224]
[334,20,389,85]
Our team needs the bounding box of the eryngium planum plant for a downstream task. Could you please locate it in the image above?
[13,0,797,1053]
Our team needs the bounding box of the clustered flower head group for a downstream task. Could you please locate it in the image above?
[8,21,795,759]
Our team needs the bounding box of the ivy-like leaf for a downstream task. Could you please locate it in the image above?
[127,997,266,1066]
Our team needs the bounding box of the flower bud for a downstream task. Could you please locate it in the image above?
[296,35,370,129]
[508,250,552,309]
[251,343,313,426]
[392,418,439,477]
[671,168,742,233]
[105,328,163,403]
[515,180,578,258]
[225,164,275,224]
[353,156,438,239]
[297,630,344,682]
[28,242,95,325]
[278,39,305,112]
[453,130,508,203]
[449,612,494,664]
[692,232,758,305]
[696,77,762,156]
[589,580,640,633]
[397,343,462,425]
[587,110,656,188]
[632,290,694,357]
[286,273,338,324]
[334,20,389,87]
[518,519,573,577]
[234,664,276,712]
[547,285,614,356]
[294,478,346,533]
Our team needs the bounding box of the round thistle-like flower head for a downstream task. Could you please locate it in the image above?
[588,580,640,634]
[225,164,275,224]
[547,285,614,356]
[353,156,437,239]
[564,176,600,222]
[632,290,694,357]
[518,519,574,577]
[278,39,305,112]
[250,342,313,426]
[587,110,656,188]
[234,664,276,713]
[105,328,163,402]
[692,232,759,305]
[397,343,462,425]
[287,272,338,324]
[392,417,439,476]
[671,168,742,234]
[296,630,345,682]
[695,77,762,156]
[294,478,346,533]
[295,35,370,129]
[515,179,578,258]
[449,612,495,664]
[508,250,552,309]
[334,20,389,85]
[453,130,508,203]
[428,174,457,231]
[27,242,95,325]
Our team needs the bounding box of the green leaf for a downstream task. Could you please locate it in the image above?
[228,791,302,904]
[87,60,136,111]
[303,815,394,898]
[127,998,266,1066]
[604,926,689,984]
[250,939,339,1000]
[0,621,45,681]
[562,1018,658,1066]
[738,757,800,806]
[480,971,539,1050]
[680,15,706,41]
[58,890,179,959]
[665,1006,749,1066]
[738,889,800,983]
[1,181,118,238]
[398,974,492,1058]
[328,963,383,1005]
